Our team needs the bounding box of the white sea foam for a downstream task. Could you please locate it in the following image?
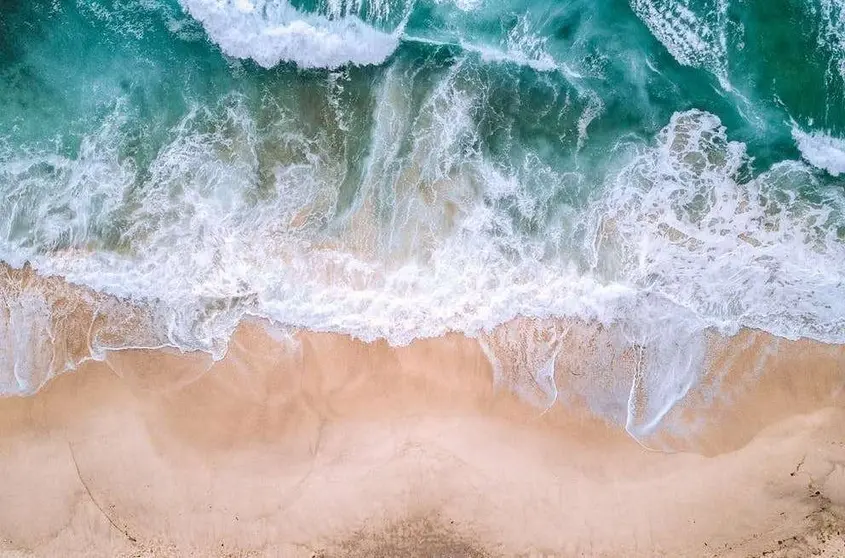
[462,14,562,73]
[179,0,402,69]
[458,41,557,72]
[598,111,845,342]
[404,34,582,77]
[792,126,845,176]
[0,290,56,396]
[433,0,481,11]
[816,0,845,85]
[589,110,845,434]
[407,13,574,75]
[2,94,845,436]
[630,0,729,80]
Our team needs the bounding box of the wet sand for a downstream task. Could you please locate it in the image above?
[1,315,844,557]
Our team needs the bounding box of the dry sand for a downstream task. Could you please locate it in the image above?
[1,269,845,557]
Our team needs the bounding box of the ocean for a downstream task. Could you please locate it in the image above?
[1,0,844,442]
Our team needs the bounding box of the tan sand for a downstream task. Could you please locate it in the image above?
[0,267,844,557]
[0,321,843,557]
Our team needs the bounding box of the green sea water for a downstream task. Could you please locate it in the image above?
[2,0,843,158]
[1,0,845,437]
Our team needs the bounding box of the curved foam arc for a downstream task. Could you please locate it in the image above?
[179,0,403,69]
[0,273,100,396]
[0,291,55,395]
[624,322,708,440]
[792,126,845,176]
[478,319,566,411]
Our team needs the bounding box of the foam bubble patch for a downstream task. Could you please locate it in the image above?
[793,127,845,177]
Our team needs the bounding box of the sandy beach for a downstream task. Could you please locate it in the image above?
[4,0,845,554]
[1,275,844,557]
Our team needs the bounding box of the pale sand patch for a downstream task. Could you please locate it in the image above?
[0,320,844,557]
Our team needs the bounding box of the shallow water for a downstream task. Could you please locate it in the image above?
[1,0,844,439]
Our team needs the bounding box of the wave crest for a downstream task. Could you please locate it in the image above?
[180,0,401,69]
[793,126,845,177]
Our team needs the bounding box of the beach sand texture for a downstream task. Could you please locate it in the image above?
[1,270,844,557]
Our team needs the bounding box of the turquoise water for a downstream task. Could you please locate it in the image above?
[1,0,845,435]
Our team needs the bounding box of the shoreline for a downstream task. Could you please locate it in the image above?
[3,0,845,554]
[1,314,844,556]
